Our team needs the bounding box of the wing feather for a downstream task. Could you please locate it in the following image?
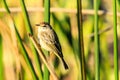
[40,29,63,57]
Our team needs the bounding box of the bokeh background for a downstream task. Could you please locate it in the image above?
[0,0,120,80]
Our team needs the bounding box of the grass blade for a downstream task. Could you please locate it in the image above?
[94,0,100,80]
[77,0,86,80]
[0,35,4,80]
[19,0,43,79]
[113,0,119,80]
[43,0,50,80]
[2,0,38,79]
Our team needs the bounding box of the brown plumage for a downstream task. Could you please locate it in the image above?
[36,22,68,69]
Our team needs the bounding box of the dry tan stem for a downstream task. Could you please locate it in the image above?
[88,26,112,38]
[1,7,120,16]
[28,34,58,80]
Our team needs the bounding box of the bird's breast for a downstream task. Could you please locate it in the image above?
[39,38,52,51]
[38,31,53,51]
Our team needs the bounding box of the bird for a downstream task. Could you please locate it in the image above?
[36,22,68,70]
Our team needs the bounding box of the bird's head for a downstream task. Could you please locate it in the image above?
[36,22,52,29]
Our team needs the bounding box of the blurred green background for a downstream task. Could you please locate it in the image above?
[0,0,120,80]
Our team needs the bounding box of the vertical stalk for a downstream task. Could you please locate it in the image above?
[19,0,32,33]
[0,35,3,80]
[44,0,50,23]
[94,0,100,80]
[77,0,86,80]
[19,0,43,80]
[2,0,38,79]
[43,0,50,80]
[113,0,119,80]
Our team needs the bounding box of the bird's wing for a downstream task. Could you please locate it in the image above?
[40,30,55,44]
[40,30,63,57]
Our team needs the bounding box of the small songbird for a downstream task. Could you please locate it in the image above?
[36,22,68,69]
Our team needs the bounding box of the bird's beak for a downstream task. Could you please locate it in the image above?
[35,24,40,27]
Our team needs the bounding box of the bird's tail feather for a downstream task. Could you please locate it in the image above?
[61,58,69,70]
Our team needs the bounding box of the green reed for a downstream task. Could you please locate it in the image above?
[2,0,38,79]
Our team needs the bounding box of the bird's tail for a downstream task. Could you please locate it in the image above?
[61,58,69,70]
